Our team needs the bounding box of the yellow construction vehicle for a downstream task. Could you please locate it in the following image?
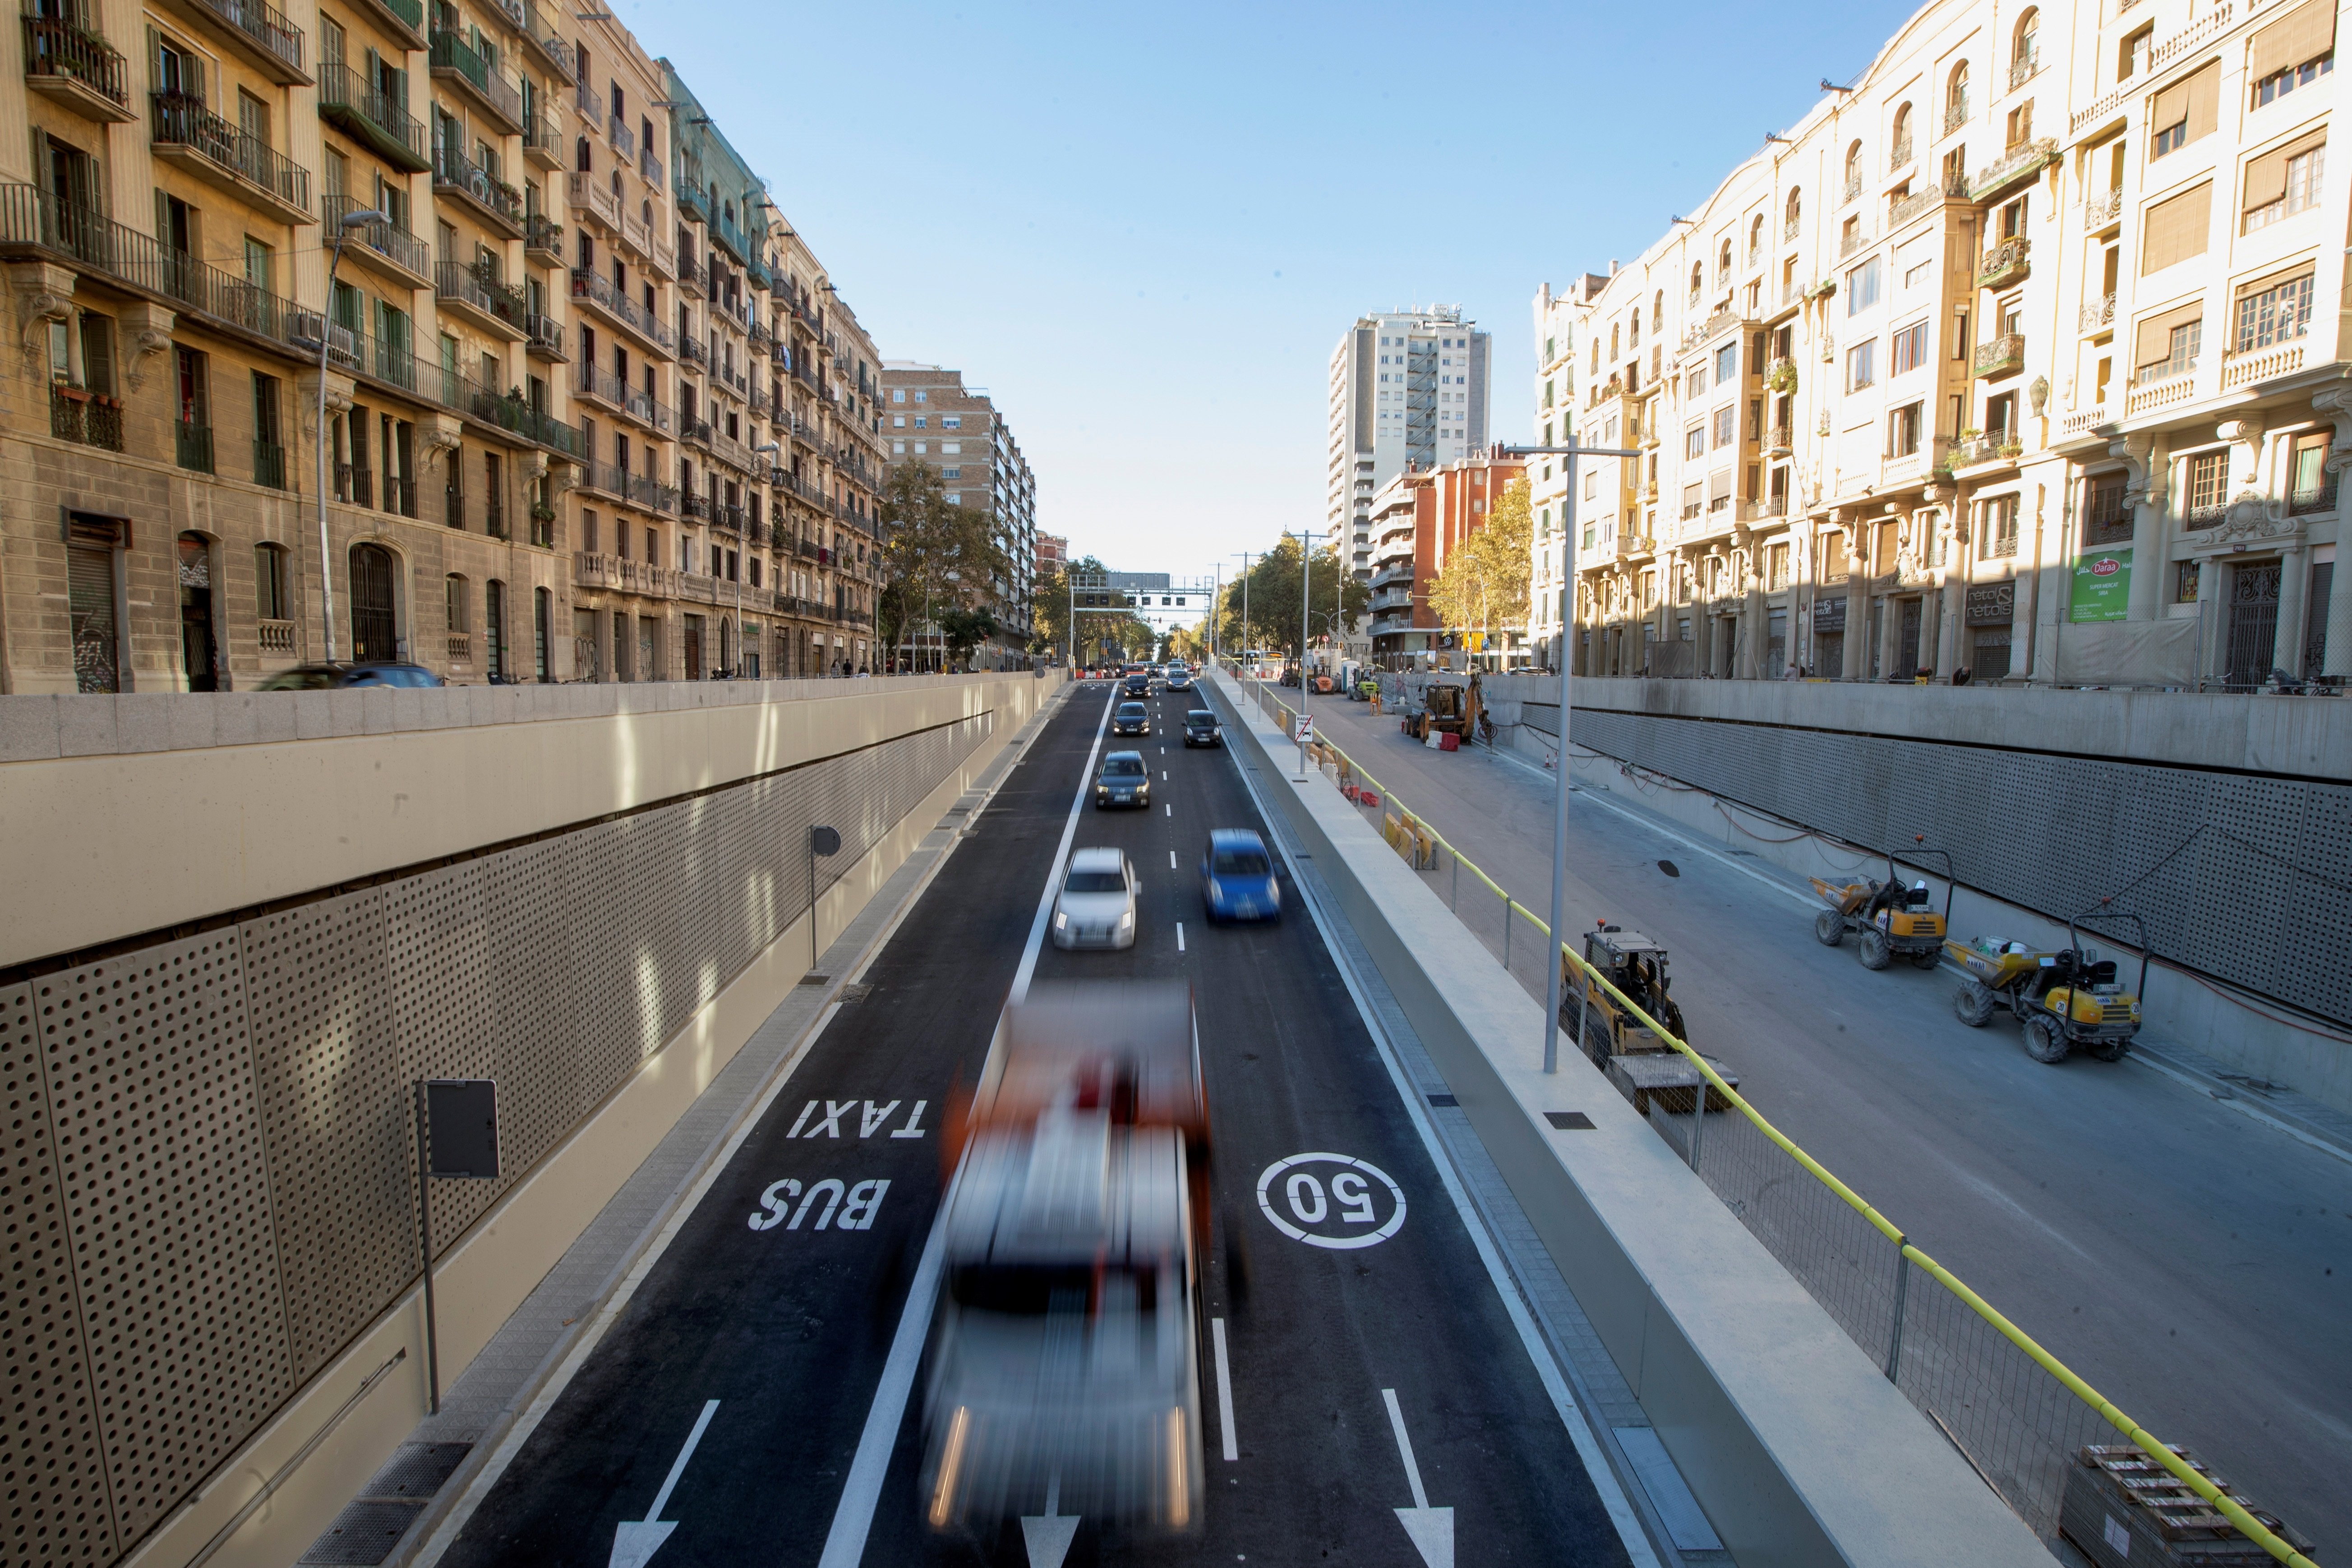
[1810,842,1954,970]
[1402,673,1483,745]
[1558,924,1737,1113]
[1946,912,2147,1063]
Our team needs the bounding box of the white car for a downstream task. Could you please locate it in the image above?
[1051,848,1138,950]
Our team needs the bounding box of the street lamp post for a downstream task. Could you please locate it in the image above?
[1231,552,1254,679]
[315,208,385,662]
[742,441,779,676]
[1489,435,1642,1074]
[1294,530,1313,780]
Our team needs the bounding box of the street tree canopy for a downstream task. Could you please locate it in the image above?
[1036,555,1156,664]
[1425,477,1531,652]
[1215,534,1367,658]
[876,461,1009,667]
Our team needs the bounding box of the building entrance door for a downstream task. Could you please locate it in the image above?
[69,543,119,692]
[177,532,218,690]
[683,614,704,679]
[2224,559,2282,689]
[1897,596,1923,677]
[350,543,397,661]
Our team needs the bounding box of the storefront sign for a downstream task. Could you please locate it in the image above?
[1965,582,2015,627]
[1812,593,1847,632]
[2070,547,2131,622]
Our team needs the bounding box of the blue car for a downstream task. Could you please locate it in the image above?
[1201,829,1281,923]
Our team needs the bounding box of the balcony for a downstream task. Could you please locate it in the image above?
[2222,342,2305,392]
[324,194,429,289]
[678,333,708,369]
[1887,185,1944,230]
[681,492,710,521]
[434,145,524,236]
[565,168,618,232]
[2007,51,2038,90]
[1969,137,2057,202]
[349,0,423,47]
[570,266,672,358]
[48,385,123,449]
[524,311,566,361]
[1838,225,1871,259]
[152,0,306,83]
[608,112,636,159]
[1943,96,1969,135]
[429,32,520,133]
[575,552,683,596]
[2126,357,2198,415]
[681,416,712,448]
[22,7,136,122]
[1887,137,1913,173]
[640,147,663,189]
[316,62,429,172]
[2288,471,2339,516]
[1951,432,2018,469]
[2083,187,2123,234]
[1975,236,2029,290]
[150,92,313,224]
[175,418,214,473]
[254,438,286,488]
[2079,292,2116,335]
[1841,174,1863,206]
[678,255,706,298]
[519,2,571,80]
[1972,333,2025,378]
[522,105,563,171]
[524,211,563,264]
[573,361,667,430]
[1764,422,1793,455]
[436,259,527,339]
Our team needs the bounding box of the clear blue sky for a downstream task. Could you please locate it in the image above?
[623,0,1912,586]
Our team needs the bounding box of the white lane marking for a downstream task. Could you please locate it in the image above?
[1382,1388,1429,1508]
[1208,680,1661,1568]
[1384,1390,1455,1568]
[1162,770,1168,780]
[1169,850,1177,871]
[1164,803,1171,817]
[1212,1318,1239,1462]
[818,691,1112,1568]
[889,1099,929,1139]
[608,1398,719,1568]
[1176,922,1186,953]
[645,1398,719,1521]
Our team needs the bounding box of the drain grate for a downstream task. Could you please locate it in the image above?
[838,982,874,1003]
[798,972,830,987]
[298,1500,426,1565]
[364,1442,471,1499]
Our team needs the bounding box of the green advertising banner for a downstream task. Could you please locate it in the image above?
[2071,546,2131,621]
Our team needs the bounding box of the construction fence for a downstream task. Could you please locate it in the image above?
[1221,667,2314,1568]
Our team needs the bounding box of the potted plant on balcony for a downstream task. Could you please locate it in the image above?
[1764,359,1798,394]
[1998,438,2025,459]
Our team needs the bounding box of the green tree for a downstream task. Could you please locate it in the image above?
[1215,535,1368,659]
[1425,477,1533,657]
[937,606,1000,668]
[876,461,1009,670]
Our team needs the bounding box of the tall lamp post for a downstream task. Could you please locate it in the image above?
[1488,435,1641,1074]
[315,208,385,662]
[741,440,779,675]
[1231,552,1253,679]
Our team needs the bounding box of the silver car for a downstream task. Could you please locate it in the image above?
[1051,848,1137,950]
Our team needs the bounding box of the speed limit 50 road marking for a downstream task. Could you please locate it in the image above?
[1255,1152,1406,1250]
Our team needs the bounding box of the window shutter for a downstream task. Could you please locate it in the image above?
[2133,301,2204,366]
[2184,60,2220,142]
[2140,181,2212,273]
[2150,75,2191,130]
[2250,0,2336,80]
[153,188,169,250]
[2245,129,2327,207]
[2235,263,2315,305]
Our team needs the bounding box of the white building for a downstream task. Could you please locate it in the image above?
[1325,307,1492,579]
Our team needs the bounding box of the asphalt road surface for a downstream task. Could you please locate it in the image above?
[432,681,1637,1568]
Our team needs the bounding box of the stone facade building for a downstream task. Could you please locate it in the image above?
[1532,0,2349,689]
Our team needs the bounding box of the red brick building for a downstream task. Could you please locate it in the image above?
[1366,456,1523,667]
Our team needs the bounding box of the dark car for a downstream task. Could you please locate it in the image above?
[1112,700,1150,736]
[256,662,445,689]
[1123,673,1152,698]
[1094,751,1152,809]
[1183,710,1220,747]
[1166,669,1193,692]
[1201,829,1280,922]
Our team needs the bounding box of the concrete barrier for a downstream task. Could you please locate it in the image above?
[1211,671,2049,1568]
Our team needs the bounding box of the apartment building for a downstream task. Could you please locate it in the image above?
[1540,0,2350,689]
[4,0,595,692]
[878,361,1038,668]
[1036,530,1067,582]
[1324,306,1491,580]
[1366,454,1524,667]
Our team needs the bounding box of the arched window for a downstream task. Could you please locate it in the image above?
[1845,139,1864,192]
[350,543,397,663]
[1628,308,1640,348]
[1717,240,1732,280]
[1651,291,1663,331]
[1891,103,1914,163]
[576,137,592,173]
[1785,187,1803,234]
[177,532,218,691]
[1948,60,1971,127]
[1748,214,1765,259]
[2013,8,2038,74]
[1688,261,1703,298]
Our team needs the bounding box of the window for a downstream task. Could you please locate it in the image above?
[2005,100,2034,150]
[1712,405,1737,448]
[2176,559,2202,604]
[2287,429,2334,511]
[942,466,963,480]
[913,415,926,428]
[913,389,927,402]
[446,574,469,636]
[2244,134,2325,229]
[2133,307,2201,380]
[2186,450,2229,520]
[2085,473,2132,544]
[1686,425,1705,459]
[1688,364,1708,398]
[1714,341,1737,382]
[1986,390,2019,440]
[2140,181,2212,273]
[1980,494,2019,553]
[1847,338,1879,391]
[942,414,961,428]
[1892,319,1929,374]
[2235,271,2315,350]
[2149,62,2218,158]
[2250,3,2335,104]
[2119,23,2153,81]
[256,544,289,621]
[1888,402,1923,456]
[1846,255,1882,314]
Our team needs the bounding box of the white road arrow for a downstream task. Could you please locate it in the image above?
[1019,1472,1079,1568]
[609,1399,719,1568]
[1383,1388,1455,1568]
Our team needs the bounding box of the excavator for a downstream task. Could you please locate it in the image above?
[1402,672,1485,747]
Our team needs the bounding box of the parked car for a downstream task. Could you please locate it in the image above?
[256,662,445,689]
[1183,710,1221,747]
[1201,829,1280,922]
[1051,848,1139,950]
[1112,701,1151,736]
[1096,751,1152,808]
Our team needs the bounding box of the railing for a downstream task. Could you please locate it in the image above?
[1986,529,2020,557]
[1838,226,1870,258]
[2153,2,2234,71]
[177,0,304,74]
[525,210,563,256]
[1973,333,2025,376]
[1969,136,2057,200]
[2083,187,2123,228]
[608,112,635,159]
[2222,343,2304,391]
[175,418,214,473]
[2007,51,2038,89]
[2062,408,2109,435]
[519,2,571,78]
[2080,292,2116,333]
[1975,235,2029,287]
[640,147,663,189]
[22,8,130,111]
[151,92,310,213]
[447,632,471,663]
[1764,422,1792,452]
[436,259,527,332]
[575,552,683,595]
[2131,355,2196,388]
[1886,136,1913,171]
[525,312,564,357]
[2126,364,2198,416]
[678,256,706,297]
[1222,666,2321,1568]
[435,144,523,227]
[522,104,561,165]
[48,385,124,449]
[681,492,710,521]
[573,79,600,120]
[573,360,664,428]
[1782,214,1800,242]
[678,333,708,368]
[2288,471,2339,515]
[1887,185,1942,228]
[429,28,519,126]
[317,62,428,167]
[565,168,618,229]
[568,264,662,346]
[2071,84,2131,135]
[258,618,295,654]
[325,194,428,277]
[1840,173,1862,205]
[254,438,286,488]
[1942,95,1969,134]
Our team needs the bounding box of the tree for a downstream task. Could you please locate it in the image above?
[1214,535,1369,660]
[876,461,1009,670]
[937,606,1000,668]
[1425,478,1533,658]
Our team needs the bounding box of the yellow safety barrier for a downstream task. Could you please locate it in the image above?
[1218,667,2314,1568]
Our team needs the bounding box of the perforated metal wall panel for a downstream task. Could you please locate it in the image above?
[0,983,115,1568]
[28,938,295,1544]
[1571,710,2352,1025]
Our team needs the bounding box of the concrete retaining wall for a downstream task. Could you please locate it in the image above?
[1211,670,2049,1568]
